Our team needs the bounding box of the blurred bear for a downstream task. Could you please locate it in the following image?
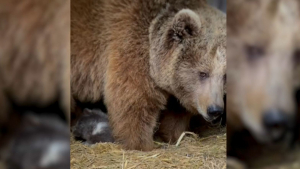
[227,0,300,167]
[0,0,70,168]
[0,0,70,124]
[227,0,300,144]
[2,113,70,169]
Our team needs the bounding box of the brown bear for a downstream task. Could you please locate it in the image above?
[0,0,70,154]
[227,0,300,144]
[0,0,70,123]
[0,0,70,168]
[71,0,226,151]
[227,2,300,166]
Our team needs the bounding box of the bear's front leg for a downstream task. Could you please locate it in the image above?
[105,57,166,151]
[105,85,165,151]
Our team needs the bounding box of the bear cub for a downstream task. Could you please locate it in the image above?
[72,108,114,144]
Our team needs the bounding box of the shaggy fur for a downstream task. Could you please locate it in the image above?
[157,112,191,143]
[0,0,70,123]
[227,0,300,143]
[71,0,226,151]
[155,98,193,143]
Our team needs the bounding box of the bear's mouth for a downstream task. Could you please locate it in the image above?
[203,115,222,124]
[211,115,222,125]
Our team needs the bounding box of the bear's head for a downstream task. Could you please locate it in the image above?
[227,0,300,143]
[149,4,226,123]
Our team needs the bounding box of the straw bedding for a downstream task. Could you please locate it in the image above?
[71,127,226,169]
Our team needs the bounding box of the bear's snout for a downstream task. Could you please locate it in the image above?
[263,109,291,141]
[207,105,224,119]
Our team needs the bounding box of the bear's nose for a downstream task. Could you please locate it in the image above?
[207,105,223,118]
[263,110,289,141]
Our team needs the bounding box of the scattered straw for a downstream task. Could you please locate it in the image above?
[176,132,198,147]
[71,128,226,169]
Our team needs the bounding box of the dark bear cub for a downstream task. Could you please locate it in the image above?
[3,113,69,169]
[72,108,114,144]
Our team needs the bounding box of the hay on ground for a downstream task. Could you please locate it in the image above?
[71,131,226,169]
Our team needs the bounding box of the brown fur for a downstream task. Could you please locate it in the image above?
[156,109,192,143]
[71,0,226,151]
[0,0,70,124]
[227,0,300,142]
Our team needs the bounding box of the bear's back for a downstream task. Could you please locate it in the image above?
[71,0,208,103]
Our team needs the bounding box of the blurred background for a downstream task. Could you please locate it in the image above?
[227,0,300,168]
[2,0,300,169]
[207,0,226,13]
[0,0,70,169]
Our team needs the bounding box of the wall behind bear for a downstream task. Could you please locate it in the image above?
[207,0,226,13]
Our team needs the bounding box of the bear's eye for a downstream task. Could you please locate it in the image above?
[199,72,209,80]
[245,45,264,61]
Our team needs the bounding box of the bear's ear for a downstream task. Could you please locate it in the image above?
[170,9,201,42]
